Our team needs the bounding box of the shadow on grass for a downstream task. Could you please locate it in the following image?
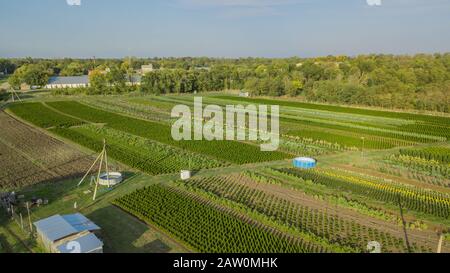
[87,205,173,253]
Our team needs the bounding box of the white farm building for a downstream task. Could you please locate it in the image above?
[34,213,103,253]
[45,76,90,89]
[45,75,142,89]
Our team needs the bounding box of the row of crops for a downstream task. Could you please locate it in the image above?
[177,174,424,253]
[281,115,443,144]
[51,125,226,175]
[399,123,450,140]
[44,101,290,164]
[387,154,450,179]
[82,98,172,123]
[277,168,450,219]
[214,96,450,149]
[216,96,450,127]
[113,184,322,253]
[156,98,423,151]
[286,129,400,150]
[8,103,83,128]
[399,147,450,164]
[113,96,438,151]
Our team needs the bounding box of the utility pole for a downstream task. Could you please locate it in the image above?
[20,213,24,230]
[78,152,104,187]
[104,139,110,188]
[93,143,105,201]
[9,89,22,103]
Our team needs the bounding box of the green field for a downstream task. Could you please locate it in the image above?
[2,93,450,253]
[114,184,317,253]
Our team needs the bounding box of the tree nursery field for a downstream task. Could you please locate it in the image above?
[1,93,450,253]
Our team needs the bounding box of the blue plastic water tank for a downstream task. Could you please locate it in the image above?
[293,157,317,169]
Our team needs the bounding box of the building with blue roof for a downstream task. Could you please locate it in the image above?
[34,213,103,253]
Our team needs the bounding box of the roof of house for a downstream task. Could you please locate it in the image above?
[47,76,89,85]
[34,213,100,242]
[56,233,103,253]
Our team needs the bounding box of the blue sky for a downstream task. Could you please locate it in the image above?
[0,0,449,58]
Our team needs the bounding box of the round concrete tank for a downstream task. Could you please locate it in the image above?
[98,172,123,186]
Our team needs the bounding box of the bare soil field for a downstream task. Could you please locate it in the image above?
[0,111,93,190]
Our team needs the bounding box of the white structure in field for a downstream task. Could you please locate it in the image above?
[98,172,123,186]
[45,76,89,89]
[34,213,103,253]
[180,170,192,181]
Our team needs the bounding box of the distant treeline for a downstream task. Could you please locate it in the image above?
[1,54,449,112]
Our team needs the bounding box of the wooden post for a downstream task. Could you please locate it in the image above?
[26,202,32,233]
[20,213,24,230]
[437,234,444,254]
[104,139,110,188]
[93,149,105,201]
[78,152,103,187]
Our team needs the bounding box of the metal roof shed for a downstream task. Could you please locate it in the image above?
[34,213,100,243]
[34,215,79,243]
[34,213,102,252]
[56,233,104,254]
[62,213,101,233]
